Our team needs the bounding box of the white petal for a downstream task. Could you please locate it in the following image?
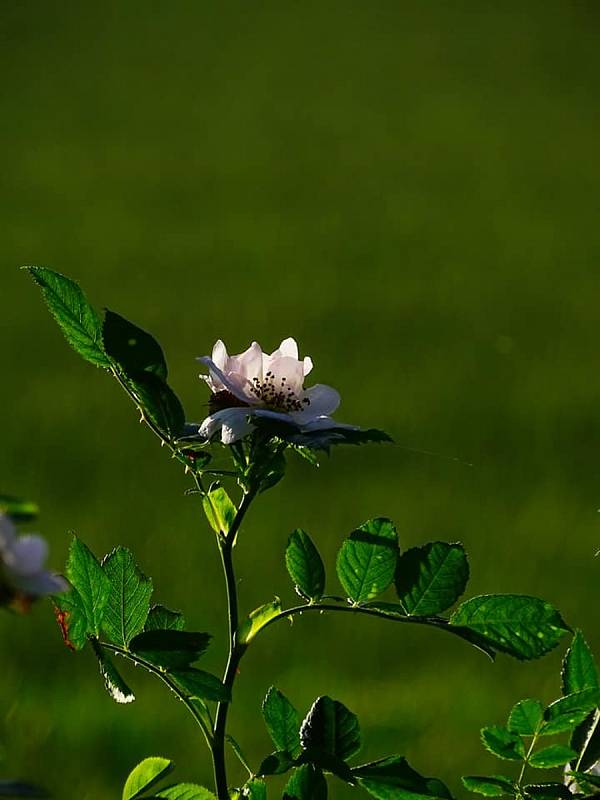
[293,384,340,423]
[303,356,313,377]
[197,357,255,403]
[277,337,299,359]
[266,356,305,394]
[221,411,255,443]
[228,341,263,382]
[199,408,252,442]
[211,339,229,370]
[6,535,48,576]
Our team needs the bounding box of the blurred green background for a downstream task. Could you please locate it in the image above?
[1,1,599,797]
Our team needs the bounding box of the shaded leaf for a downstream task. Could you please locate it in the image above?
[25,266,109,366]
[92,641,135,704]
[145,605,186,632]
[101,547,153,647]
[238,600,281,645]
[336,518,398,603]
[283,764,327,800]
[125,370,185,441]
[529,745,577,769]
[285,529,325,601]
[353,756,453,800]
[258,751,295,776]
[450,595,570,661]
[562,631,599,696]
[507,700,544,736]
[0,495,39,522]
[480,726,525,761]
[566,771,600,791]
[262,686,300,755]
[299,696,361,761]
[65,536,111,637]
[571,709,600,771]
[123,757,173,800]
[202,488,237,535]
[170,669,230,702]
[103,309,167,380]
[395,542,469,615]
[462,776,516,797]
[130,630,211,670]
[523,784,573,799]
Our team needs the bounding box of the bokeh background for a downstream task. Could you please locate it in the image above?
[1,2,599,797]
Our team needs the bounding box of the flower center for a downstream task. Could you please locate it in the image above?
[209,390,250,414]
[249,371,311,413]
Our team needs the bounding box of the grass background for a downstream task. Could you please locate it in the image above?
[1,1,599,797]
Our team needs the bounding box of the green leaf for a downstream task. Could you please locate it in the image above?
[258,751,295,776]
[170,669,230,702]
[154,784,217,799]
[103,309,168,380]
[523,783,573,799]
[101,547,153,647]
[0,495,39,522]
[262,686,301,755]
[53,587,88,650]
[65,536,111,636]
[528,745,577,769]
[353,756,453,800]
[450,595,570,661]
[126,370,185,440]
[299,696,361,761]
[395,542,469,615]
[91,641,135,704]
[285,529,326,601]
[566,771,600,791]
[25,266,109,367]
[237,599,281,645]
[541,689,600,735]
[202,487,237,535]
[145,605,186,632]
[122,757,173,800]
[507,700,544,736]
[562,631,599,695]
[480,726,525,761]
[571,709,600,771]
[296,749,355,784]
[130,630,211,670]
[0,781,49,797]
[283,764,327,800]
[239,779,267,800]
[462,776,516,797]
[336,517,398,603]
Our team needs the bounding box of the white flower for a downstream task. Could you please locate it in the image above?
[197,337,350,444]
[0,513,68,600]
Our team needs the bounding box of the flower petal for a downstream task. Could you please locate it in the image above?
[293,384,341,423]
[199,407,253,443]
[275,338,299,359]
[12,571,69,596]
[6,535,48,576]
[0,514,16,551]
[303,356,313,377]
[197,357,256,403]
[266,356,305,394]
[211,339,229,370]
[227,341,264,383]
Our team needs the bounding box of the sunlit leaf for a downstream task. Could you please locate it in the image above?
[238,600,281,645]
[462,776,516,797]
[336,518,398,603]
[528,745,577,769]
[562,631,599,695]
[0,495,39,522]
[145,605,186,632]
[541,689,600,735]
[299,696,361,761]
[262,686,300,755]
[395,542,468,615]
[65,536,111,637]
[202,487,237,535]
[122,757,173,800]
[101,547,153,647]
[480,726,525,761]
[507,700,544,736]
[285,529,325,601]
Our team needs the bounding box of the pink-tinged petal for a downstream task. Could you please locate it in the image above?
[303,356,313,377]
[0,514,16,551]
[293,384,340,423]
[12,571,68,596]
[267,356,305,394]
[211,339,229,370]
[197,357,255,403]
[228,341,263,382]
[6,535,49,576]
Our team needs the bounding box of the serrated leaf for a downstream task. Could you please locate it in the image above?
[566,771,600,791]
[542,690,600,735]
[239,779,267,800]
[571,709,600,771]
[450,595,570,661]
[0,781,49,798]
[202,487,237,535]
[258,751,295,776]
[103,310,168,380]
[283,764,327,800]
[66,536,111,636]
[395,542,469,615]
[299,696,361,761]
[25,266,109,367]
[154,784,217,799]
[462,776,516,797]
[0,495,39,522]
[353,756,453,800]
[130,630,211,670]
[53,587,88,650]
[262,686,300,755]
[91,641,135,704]
[562,631,599,696]
[507,700,544,736]
[481,726,525,761]
[127,370,186,440]
[523,783,573,799]
[123,757,173,800]
[336,518,398,603]
[285,529,325,601]
[170,669,230,702]
[145,605,186,632]
[529,745,577,769]
[237,600,281,645]
[101,547,153,647]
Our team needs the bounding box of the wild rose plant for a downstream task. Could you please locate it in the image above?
[6,266,597,800]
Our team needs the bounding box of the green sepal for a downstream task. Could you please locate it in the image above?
[336,517,398,603]
[395,542,469,615]
[238,779,267,800]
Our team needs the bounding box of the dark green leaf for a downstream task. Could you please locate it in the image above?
[450,595,570,661]
[523,783,573,799]
[65,536,111,636]
[237,600,281,644]
[296,748,355,783]
[353,756,453,800]
[566,771,600,791]
[462,776,516,797]
[91,640,135,704]
[103,309,168,380]
[336,518,398,603]
[299,696,361,761]
[283,764,327,800]
[122,757,173,800]
[0,495,39,522]
[542,690,600,735]
[25,266,109,366]
[507,700,544,736]
[562,631,599,695]
[571,709,600,771]
[0,781,49,798]
[53,587,88,650]
[145,605,186,632]
[285,529,326,601]
[101,547,153,647]
[262,686,300,755]
[126,370,185,440]
[529,745,577,769]
[154,785,217,799]
[202,487,237,535]
[258,751,295,776]
[170,669,230,702]
[130,630,211,670]
[395,542,469,615]
[480,726,525,761]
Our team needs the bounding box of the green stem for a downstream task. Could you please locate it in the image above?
[517,728,540,795]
